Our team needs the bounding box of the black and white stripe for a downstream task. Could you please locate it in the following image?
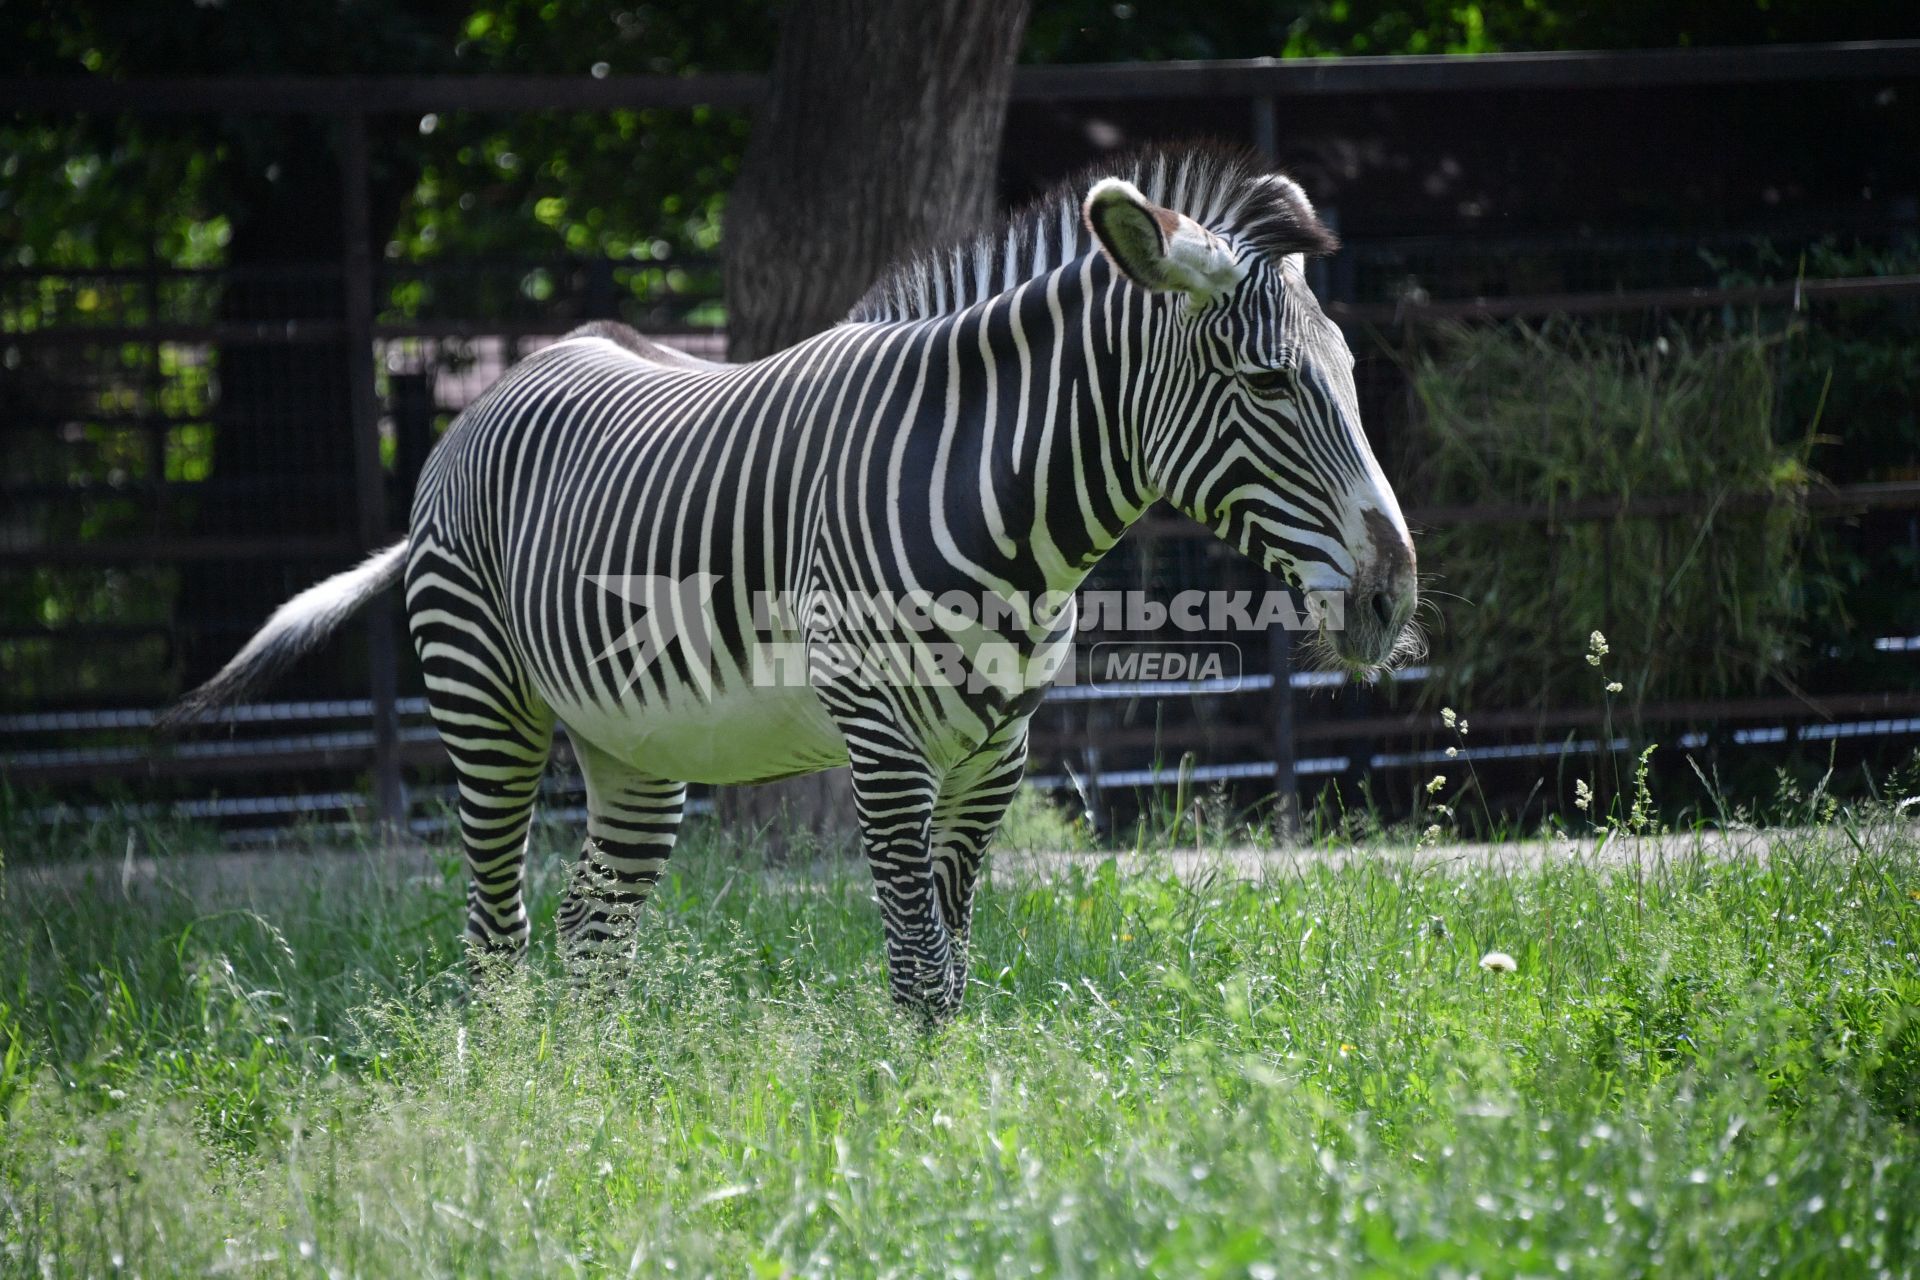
[176,144,1418,1015]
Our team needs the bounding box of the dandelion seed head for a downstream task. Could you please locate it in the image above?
[1479,950,1518,974]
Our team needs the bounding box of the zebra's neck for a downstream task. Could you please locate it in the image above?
[896,250,1158,602]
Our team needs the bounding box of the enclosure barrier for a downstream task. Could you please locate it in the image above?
[5,41,1919,837]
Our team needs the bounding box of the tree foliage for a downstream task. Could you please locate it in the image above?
[0,1,774,284]
[10,0,1906,280]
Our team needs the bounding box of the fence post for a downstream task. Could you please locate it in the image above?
[340,110,405,833]
[1251,90,1300,836]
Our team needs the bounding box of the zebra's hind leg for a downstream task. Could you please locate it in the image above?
[556,734,685,982]
[931,724,1029,990]
[408,546,555,971]
[431,695,553,969]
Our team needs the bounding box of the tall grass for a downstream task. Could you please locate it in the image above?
[1409,322,1823,713]
[3,806,1918,1275]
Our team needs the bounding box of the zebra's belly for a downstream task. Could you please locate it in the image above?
[554,684,850,785]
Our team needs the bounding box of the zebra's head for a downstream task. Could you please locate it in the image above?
[1083,167,1419,672]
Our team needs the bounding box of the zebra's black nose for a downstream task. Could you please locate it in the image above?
[1370,589,1395,632]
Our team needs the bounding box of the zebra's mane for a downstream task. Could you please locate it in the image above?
[848,143,1337,324]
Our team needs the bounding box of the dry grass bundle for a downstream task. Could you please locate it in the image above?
[1408,321,1822,714]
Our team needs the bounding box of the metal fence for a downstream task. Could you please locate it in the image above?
[5,43,1920,842]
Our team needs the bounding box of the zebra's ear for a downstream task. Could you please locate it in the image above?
[1083,178,1242,299]
[1249,173,1338,275]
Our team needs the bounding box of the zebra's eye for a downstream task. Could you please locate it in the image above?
[1241,367,1294,397]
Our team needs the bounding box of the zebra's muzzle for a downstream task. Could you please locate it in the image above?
[1327,508,1418,670]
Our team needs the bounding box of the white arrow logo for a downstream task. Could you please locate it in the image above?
[584,573,725,696]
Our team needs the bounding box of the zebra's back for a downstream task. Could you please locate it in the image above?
[408,331,852,784]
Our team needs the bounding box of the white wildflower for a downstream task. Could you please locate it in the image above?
[1441,707,1457,728]
[1479,950,1518,974]
[1606,680,1623,694]
[1586,630,1610,667]
[1574,779,1593,812]
[1426,774,1447,795]
[1445,746,1458,758]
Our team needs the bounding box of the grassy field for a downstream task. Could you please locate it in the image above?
[3,805,1919,1276]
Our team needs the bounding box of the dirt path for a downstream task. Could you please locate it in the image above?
[988,825,1833,884]
[8,824,1858,911]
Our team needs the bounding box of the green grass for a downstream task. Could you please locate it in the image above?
[3,814,1919,1276]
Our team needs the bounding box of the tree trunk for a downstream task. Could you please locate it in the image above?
[718,0,1030,851]
[176,115,418,694]
[177,117,358,691]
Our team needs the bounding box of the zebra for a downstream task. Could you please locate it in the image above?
[170,144,1419,1017]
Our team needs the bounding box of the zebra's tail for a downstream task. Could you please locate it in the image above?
[158,539,410,731]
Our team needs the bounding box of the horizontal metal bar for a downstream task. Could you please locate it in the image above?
[12,276,1913,349]
[1030,723,1271,755]
[34,478,1882,562]
[0,537,358,566]
[0,696,434,734]
[1330,273,1920,324]
[1029,709,1920,794]
[10,673,1359,740]
[0,735,449,787]
[3,42,1913,116]
[0,256,716,285]
[2,476,356,503]
[0,72,766,114]
[23,790,374,827]
[1407,480,1920,527]
[14,691,1920,790]
[1010,41,1920,101]
[0,261,342,283]
[1296,690,1920,743]
[1130,481,1920,540]
[3,319,347,347]
[370,318,720,341]
[2,319,720,348]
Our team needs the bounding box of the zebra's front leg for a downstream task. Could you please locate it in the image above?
[931,725,1030,984]
[846,749,961,1019]
[556,735,685,983]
